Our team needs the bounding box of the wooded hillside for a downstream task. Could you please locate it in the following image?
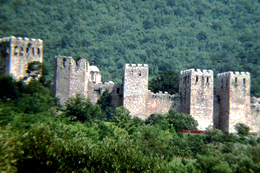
[1,0,260,96]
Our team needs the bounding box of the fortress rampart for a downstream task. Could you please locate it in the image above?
[179,68,214,130]
[146,90,181,116]
[123,64,149,119]
[1,36,259,133]
[216,71,251,132]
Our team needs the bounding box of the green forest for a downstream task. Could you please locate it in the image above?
[0,75,260,172]
[0,0,260,95]
[1,0,260,172]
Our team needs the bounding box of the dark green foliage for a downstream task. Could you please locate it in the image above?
[141,125,171,157]
[0,75,20,101]
[168,110,198,132]
[195,155,233,173]
[112,106,143,135]
[149,70,179,94]
[25,61,51,87]
[97,90,115,121]
[66,95,103,123]
[234,122,250,136]
[145,111,198,132]
[145,113,169,130]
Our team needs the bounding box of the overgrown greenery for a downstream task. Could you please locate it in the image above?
[0,76,260,172]
[1,0,260,96]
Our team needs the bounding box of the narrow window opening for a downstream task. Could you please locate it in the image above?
[243,78,246,85]
[235,77,238,87]
[138,71,142,76]
[63,58,66,67]
[196,76,199,84]
[14,46,18,56]
[37,48,41,55]
[20,47,24,56]
[26,43,32,55]
[206,77,210,86]
[116,88,120,94]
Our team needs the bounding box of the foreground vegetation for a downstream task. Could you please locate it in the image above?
[0,76,260,172]
[1,0,260,96]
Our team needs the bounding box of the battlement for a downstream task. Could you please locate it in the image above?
[217,71,250,78]
[125,64,148,67]
[56,56,88,72]
[0,36,43,46]
[148,90,178,100]
[180,68,213,76]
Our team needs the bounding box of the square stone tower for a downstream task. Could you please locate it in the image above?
[216,72,251,132]
[123,64,149,119]
[53,56,89,105]
[0,36,43,80]
[179,69,214,129]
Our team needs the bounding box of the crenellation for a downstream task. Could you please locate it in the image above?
[179,68,214,129]
[216,70,251,132]
[180,68,194,75]
[3,35,260,133]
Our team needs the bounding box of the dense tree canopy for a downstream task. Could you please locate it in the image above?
[0,0,260,96]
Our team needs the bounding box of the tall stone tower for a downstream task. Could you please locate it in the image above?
[179,69,214,129]
[216,72,250,132]
[0,36,43,80]
[53,56,89,105]
[123,64,149,119]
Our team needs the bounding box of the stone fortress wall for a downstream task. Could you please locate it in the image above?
[53,58,260,133]
[146,90,181,118]
[215,72,251,132]
[1,36,259,133]
[179,69,214,130]
[123,64,149,119]
[54,55,119,106]
[0,36,43,80]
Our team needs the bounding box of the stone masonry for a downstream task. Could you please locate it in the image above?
[123,64,149,119]
[179,69,214,130]
[0,36,43,80]
[53,55,119,106]
[1,36,259,133]
[215,72,251,132]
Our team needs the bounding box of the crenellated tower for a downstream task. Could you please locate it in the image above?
[0,36,43,80]
[54,55,89,105]
[179,69,214,129]
[123,64,149,119]
[216,71,250,132]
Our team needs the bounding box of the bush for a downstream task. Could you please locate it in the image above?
[168,110,198,132]
[234,123,250,136]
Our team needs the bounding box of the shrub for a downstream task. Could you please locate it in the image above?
[234,123,250,136]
